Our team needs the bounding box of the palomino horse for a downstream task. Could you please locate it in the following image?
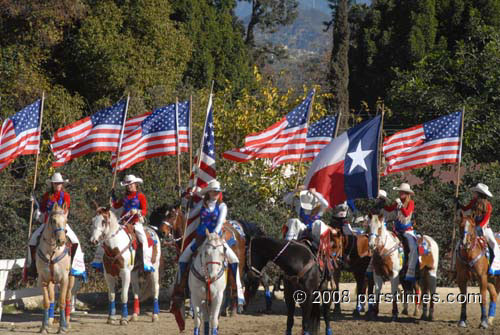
[329,227,372,317]
[36,203,74,334]
[190,231,228,335]
[90,207,161,324]
[367,213,439,321]
[248,237,333,335]
[159,206,247,316]
[456,212,500,328]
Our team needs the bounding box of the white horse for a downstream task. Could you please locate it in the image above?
[189,231,228,335]
[36,203,73,334]
[90,207,161,325]
[368,213,439,320]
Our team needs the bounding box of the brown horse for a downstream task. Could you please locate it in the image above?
[330,228,373,317]
[456,212,500,328]
[159,207,247,316]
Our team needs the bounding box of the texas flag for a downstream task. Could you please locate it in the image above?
[304,115,382,207]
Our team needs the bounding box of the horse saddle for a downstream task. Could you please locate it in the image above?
[124,223,155,250]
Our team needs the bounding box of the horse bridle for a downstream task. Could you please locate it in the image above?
[457,217,485,268]
[50,210,67,235]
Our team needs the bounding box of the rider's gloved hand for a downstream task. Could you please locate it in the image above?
[395,198,403,209]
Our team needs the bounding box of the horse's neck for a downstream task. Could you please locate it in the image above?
[104,215,125,248]
[272,239,306,275]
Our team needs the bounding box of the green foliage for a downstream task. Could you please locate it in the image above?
[388,24,500,162]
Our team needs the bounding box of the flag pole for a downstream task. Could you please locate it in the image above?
[189,95,193,172]
[334,112,341,138]
[377,103,385,195]
[450,106,465,270]
[175,98,182,197]
[28,92,45,239]
[111,94,130,191]
[294,89,316,189]
[180,82,214,252]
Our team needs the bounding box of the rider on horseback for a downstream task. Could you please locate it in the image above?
[330,202,353,235]
[172,180,245,307]
[383,183,417,282]
[283,185,329,241]
[112,174,154,272]
[458,183,500,275]
[25,173,87,281]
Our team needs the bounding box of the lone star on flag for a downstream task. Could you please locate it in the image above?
[347,141,373,173]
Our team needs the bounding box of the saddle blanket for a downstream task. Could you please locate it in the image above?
[418,237,431,256]
[227,220,245,238]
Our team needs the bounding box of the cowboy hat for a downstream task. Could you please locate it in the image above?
[46,172,69,186]
[377,189,389,201]
[199,180,223,195]
[471,183,493,197]
[120,175,143,187]
[393,183,414,195]
[299,190,319,210]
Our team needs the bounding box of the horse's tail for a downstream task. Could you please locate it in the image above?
[309,299,321,334]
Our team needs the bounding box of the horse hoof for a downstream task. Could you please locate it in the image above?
[131,314,138,322]
[479,320,489,329]
[120,319,128,326]
[402,309,409,316]
[458,320,467,328]
[58,327,68,334]
[39,327,48,334]
[353,309,360,318]
[391,315,398,322]
[152,314,159,322]
[107,317,116,324]
[420,314,428,321]
[48,318,54,326]
[488,316,495,326]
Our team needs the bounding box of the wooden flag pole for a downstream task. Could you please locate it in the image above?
[180,82,214,252]
[28,92,45,238]
[189,95,193,172]
[111,95,130,191]
[377,103,385,195]
[294,89,316,189]
[334,112,341,138]
[450,106,466,270]
[175,98,182,197]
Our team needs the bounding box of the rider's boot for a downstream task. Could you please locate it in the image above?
[25,246,38,280]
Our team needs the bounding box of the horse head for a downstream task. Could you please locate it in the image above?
[459,210,477,250]
[51,203,68,247]
[368,213,385,250]
[90,206,117,245]
[159,207,184,242]
[199,230,226,281]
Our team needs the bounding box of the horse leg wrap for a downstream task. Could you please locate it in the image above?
[122,303,128,318]
[153,298,160,315]
[415,289,421,306]
[49,302,55,319]
[204,321,209,335]
[489,302,496,317]
[194,327,200,335]
[109,300,116,316]
[212,327,218,335]
[65,300,72,319]
[134,298,140,315]
[326,328,333,335]
[265,290,272,308]
[43,309,50,326]
[481,304,487,320]
[60,307,67,329]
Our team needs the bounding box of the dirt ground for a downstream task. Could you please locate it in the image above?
[1,283,498,335]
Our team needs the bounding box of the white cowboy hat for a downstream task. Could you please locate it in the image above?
[120,174,143,187]
[332,201,349,218]
[46,172,69,186]
[393,182,414,195]
[377,189,389,201]
[471,183,493,197]
[354,215,369,224]
[199,180,223,195]
[299,190,319,210]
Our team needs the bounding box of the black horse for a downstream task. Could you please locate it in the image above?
[248,236,333,335]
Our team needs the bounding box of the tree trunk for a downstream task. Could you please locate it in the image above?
[245,1,261,47]
[329,0,350,130]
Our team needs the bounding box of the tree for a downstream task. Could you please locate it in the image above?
[327,0,350,126]
[242,0,298,48]
[170,0,254,93]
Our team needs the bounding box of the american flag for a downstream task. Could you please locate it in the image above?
[51,100,127,167]
[183,95,216,251]
[111,101,190,171]
[383,111,463,175]
[275,114,338,165]
[222,90,314,167]
[0,100,42,171]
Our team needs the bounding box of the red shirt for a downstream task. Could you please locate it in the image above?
[41,191,71,213]
[384,199,414,217]
[112,191,147,217]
